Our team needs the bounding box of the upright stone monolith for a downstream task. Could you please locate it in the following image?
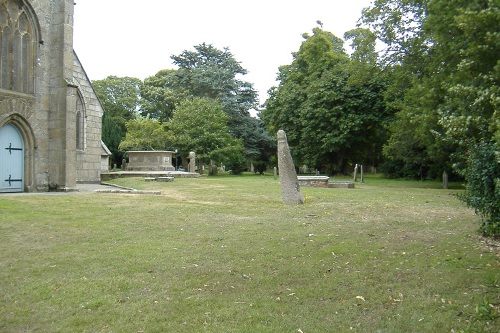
[188,151,196,173]
[443,171,448,189]
[277,130,304,204]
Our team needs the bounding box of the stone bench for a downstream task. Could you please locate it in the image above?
[297,176,330,187]
[328,181,355,188]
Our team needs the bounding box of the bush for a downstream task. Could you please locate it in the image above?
[225,154,248,175]
[458,140,500,237]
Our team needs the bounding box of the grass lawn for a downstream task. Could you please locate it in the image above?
[0,174,498,332]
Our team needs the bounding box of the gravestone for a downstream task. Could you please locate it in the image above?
[188,151,196,173]
[277,130,304,204]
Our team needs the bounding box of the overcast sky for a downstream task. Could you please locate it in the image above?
[73,0,373,106]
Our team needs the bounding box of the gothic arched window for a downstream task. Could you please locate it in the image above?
[0,0,36,94]
[76,93,85,150]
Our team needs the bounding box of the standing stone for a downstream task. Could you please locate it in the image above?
[443,171,448,189]
[188,152,196,173]
[277,130,304,204]
[353,164,359,182]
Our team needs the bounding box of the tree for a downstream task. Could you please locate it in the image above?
[171,43,257,115]
[118,115,170,151]
[167,97,244,171]
[361,0,500,236]
[101,112,122,166]
[171,43,274,163]
[140,69,187,122]
[362,0,499,179]
[93,76,143,166]
[261,26,389,173]
[93,76,143,133]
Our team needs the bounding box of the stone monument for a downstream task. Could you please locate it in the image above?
[188,151,196,173]
[277,130,304,204]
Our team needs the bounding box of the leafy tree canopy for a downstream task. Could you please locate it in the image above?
[262,26,389,173]
[362,0,499,179]
[144,43,275,167]
[92,76,143,131]
[171,43,258,120]
[93,76,143,165]
[118,115,170,151]
[167,97,244,165]
[140,69,187,122]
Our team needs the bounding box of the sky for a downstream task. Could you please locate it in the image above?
[73,0,374,106]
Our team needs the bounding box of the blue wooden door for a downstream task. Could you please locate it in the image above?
[0,124,24,192]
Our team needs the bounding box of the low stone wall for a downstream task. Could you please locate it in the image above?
[101,171,199,181]
[297,176,330,187]
[328,181,355,188]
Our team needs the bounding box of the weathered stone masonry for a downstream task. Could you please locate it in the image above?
[0,0,104,192]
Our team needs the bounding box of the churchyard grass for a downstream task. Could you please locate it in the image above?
[1,174,498,332]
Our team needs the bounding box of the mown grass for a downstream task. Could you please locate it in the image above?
[0,174,498,332]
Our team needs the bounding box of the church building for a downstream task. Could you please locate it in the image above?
[0,0,107,192]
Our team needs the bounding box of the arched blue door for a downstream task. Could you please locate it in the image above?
[0,124,24,192]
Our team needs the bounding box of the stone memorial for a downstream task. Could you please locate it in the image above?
[188,151,196,173]
[277,130,304,204]
[126,151,175,171]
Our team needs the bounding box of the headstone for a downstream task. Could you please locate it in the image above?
[188,151,196,173]
[277,130,304,204]
[353,164,358,182]
[443,171,448,189]
[209,159,218,176]
[274,167,277,180]
[360,165,364,183]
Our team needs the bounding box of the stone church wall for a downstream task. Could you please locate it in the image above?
[0,0,105,191]
[73,53,103,183]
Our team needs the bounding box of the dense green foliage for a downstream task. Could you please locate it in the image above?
[95,45,275,170]
[361,0,499,236]
[118,115,170,151]
[93,76,143,165]
[261,26,389,173]
[169,43,274,165]
[167,97,244,170]
[101,112,122,166]
[93,76,143,133]
[140,69,185,122]
[459,140,500,237]
[362,0,499,179]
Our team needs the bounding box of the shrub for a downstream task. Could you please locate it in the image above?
[458,140,500,237]
[225,154,248,175]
